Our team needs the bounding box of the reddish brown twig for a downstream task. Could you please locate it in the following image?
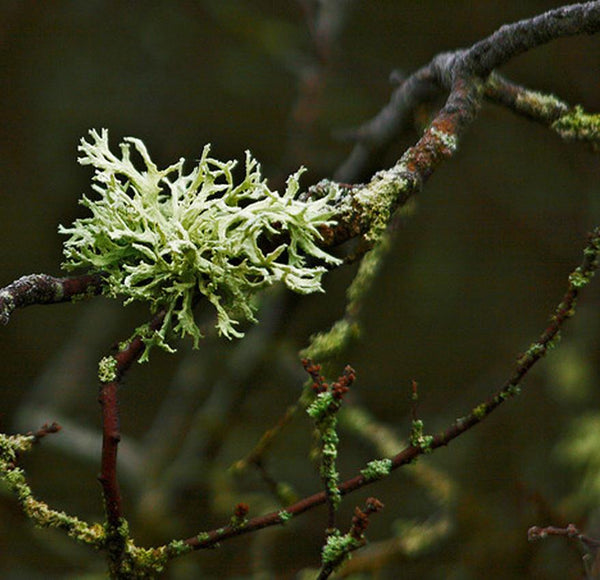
[409,380,419,423]
[30,422,62,442]
[529,523,600,575]
[180,226,600,551]
[330,3,600,245]
[317,497,384,580]
[0,273,103,325]
[1,5,599,577]
[98,309,166,566]
[528,524,600,549]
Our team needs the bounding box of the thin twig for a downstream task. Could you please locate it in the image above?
[97,309,166,567]
[30,422,62,442]
[180,226,600,551]
[0,273,103,325]
[528,524,600,550]
[317,497,384,580]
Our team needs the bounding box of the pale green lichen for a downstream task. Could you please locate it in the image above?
[429,127,458,154]
[125,545,168,574]
[410,419,434,453]
[355,161,410,243]
[307,391,335,422]
[307,391,343,511]
[0,291,16,326]
[278,509,293,523]
[301,235,390,363]
[166,539,193,557]
[0,432,34,458]
[360,458,392,481]
[516,342,546,366]
[495,383,522,403]
[1,433,104,548]
[546,331,562,351]
[514,89,569,119]
[569,268,593,289]
[506,383,521,397]
[321,529,362,569]
[69,286,96,303]
[1,434,197,575]
[321,432,342,510]
[346,234,391,307]
[98,355,118,383]
[472,403,487,420]
[552,106,600,147]
[60,129,341,358]
[120,539,191,576]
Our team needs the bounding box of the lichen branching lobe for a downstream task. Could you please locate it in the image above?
[60,129,341,360]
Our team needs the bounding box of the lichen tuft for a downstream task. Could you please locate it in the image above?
[60,130,341,358]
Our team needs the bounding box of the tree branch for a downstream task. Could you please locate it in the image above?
[333,2,600,185]
[181,227,600,552]
[462,2,600,77]
[0,273,103,325]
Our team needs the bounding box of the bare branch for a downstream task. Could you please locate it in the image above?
[30,422,62,442]
[528,524,600,550]
[0,273,103,325]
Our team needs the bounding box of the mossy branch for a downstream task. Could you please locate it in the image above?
[1,3,599,578]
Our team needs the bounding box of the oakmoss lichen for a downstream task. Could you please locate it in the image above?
[60,130,341,359]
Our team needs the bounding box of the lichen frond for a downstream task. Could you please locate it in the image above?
[60,130,341,358]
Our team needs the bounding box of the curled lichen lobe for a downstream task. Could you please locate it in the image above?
[60,130,340,357]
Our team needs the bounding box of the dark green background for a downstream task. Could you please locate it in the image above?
[1,1,599,578]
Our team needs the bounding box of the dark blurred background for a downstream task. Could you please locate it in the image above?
[1,1,600,578]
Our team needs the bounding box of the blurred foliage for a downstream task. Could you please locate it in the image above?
[1,1,600,578]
